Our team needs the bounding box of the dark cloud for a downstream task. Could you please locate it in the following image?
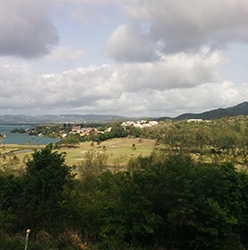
[147,0,248,53]
[0,0,59,58]
[108,0,248,62]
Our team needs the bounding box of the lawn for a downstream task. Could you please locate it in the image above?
[0,138,157,170]
[57,137,157,166]
[2,138,246,173]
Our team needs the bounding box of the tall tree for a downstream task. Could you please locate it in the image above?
[20,144,72,230]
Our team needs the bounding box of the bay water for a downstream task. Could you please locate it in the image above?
[0,125,59,145]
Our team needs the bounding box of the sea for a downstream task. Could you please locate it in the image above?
[0,125,59,145]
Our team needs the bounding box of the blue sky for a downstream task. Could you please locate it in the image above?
[0,0,248,118]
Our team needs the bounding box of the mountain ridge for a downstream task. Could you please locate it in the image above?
[172,101,248,120]
[0,114,128,124]
[0,101,248,123]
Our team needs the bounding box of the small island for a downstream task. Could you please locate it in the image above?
[11,128,28,133]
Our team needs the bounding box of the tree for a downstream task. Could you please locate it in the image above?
[19,144,72,230]
[0,172,21,232]
[111,123,128,137]
[55,133,80,148]
[79,150,108,179]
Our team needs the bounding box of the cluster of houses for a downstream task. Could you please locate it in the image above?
[121,120,159,128]
[60,120,159,138]
[187,119,211,123]
[60,126,96,138]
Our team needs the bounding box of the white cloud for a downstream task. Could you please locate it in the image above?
[116,48,226,91]
[59,0,111,4]
[43,46,86,62]
[106,25,158,62]
[0,51,246,117]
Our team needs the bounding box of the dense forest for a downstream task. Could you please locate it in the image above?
[1,116,248,249]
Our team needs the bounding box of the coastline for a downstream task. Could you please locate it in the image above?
[0,144,44,155]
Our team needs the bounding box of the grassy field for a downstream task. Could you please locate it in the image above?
[1,138,247,174]
[0,138,157,169]
[57,137,157,166]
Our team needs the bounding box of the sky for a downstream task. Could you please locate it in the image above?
[0,0,248,118]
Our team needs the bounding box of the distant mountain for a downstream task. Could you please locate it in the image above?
[33,114,127,123]
[172,101,248,120]
[0,114,128,124]
[1,102,248,124]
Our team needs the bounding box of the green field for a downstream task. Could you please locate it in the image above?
[0,138,157,169]
[57,137,157,166]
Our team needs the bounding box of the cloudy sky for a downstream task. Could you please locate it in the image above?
[0,0,248,118]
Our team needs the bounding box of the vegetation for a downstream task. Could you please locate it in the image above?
[141,116,248,166]
[1,116,248,249]
[0,146,248,249]
[11,128,27,133]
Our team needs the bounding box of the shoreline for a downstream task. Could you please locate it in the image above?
[1,143,44,148]
[0,144,44,155]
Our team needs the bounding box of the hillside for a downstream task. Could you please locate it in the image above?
[175,101,248,120]
[158,101,248,121]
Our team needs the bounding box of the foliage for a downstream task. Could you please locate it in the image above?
[28,125,64,138]
[2,127,248,249]
[55,133,81,148]
[97,123,129,142]
[66,153,248,249]
[17,144,73,231]
[79,150,108,179]
[142,116,248,164]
